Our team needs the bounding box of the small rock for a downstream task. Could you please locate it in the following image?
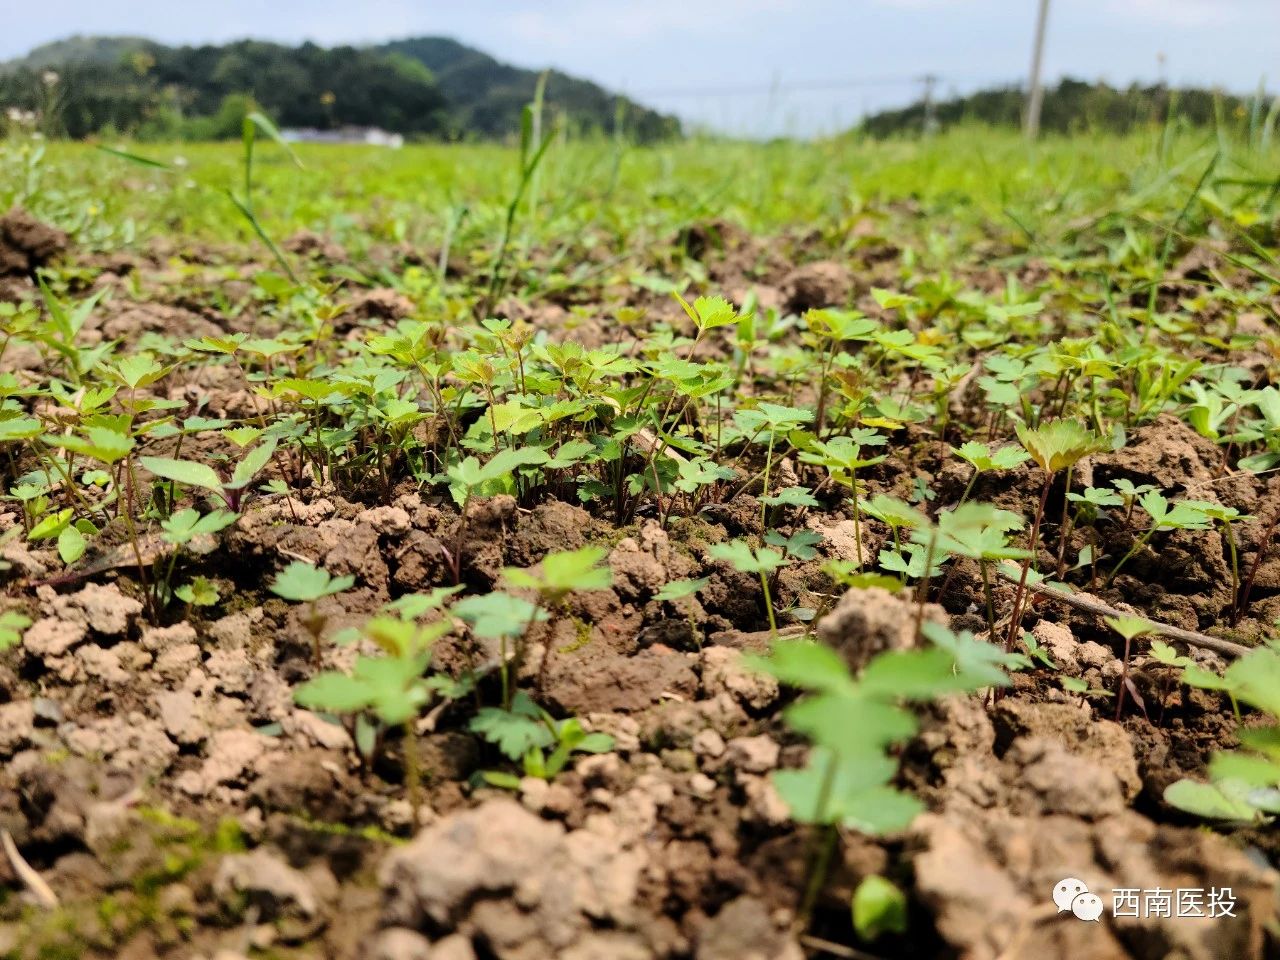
[214,848,328,940]
[177,728,271,796]
[22,617,87,658]
[0,701,34,756]
[284,709,352,751]
[154,642,202,679]
[48,582,142,636]
[141,622,197,653]
[689,773,717,799]
[817,586,943,671]
[207,610,261,648]
[725,735,780,774]
[1031,620,1077,673]
[1075,640,1112,669]
[701,646,778,710]
[155,690,206,746]
[692,729,726,760]
[696,895,804,960]
[75,644,129,685]
[370,927,436,960]
[609,536,668,601]
[357,506,412,537]
[427,934,478,960]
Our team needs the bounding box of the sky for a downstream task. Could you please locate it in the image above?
[3,0,1277,137]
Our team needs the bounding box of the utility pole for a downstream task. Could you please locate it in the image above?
[1024,0,1051,138]
[921,73,938,135]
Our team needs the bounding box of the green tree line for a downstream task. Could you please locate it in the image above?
[861,78,1278,138]
[0,35,680,142]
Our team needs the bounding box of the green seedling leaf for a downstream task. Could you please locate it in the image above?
[161,508,238,545]
[1015,419,1104,473]
[654,578,709,602]
[29,508,73,541]
[852,875,908,941]
[759,486,821,508]
[1163,779,1261,822]
[764,529,823,561]
[470,692,555,761]
[709,539,785,575]
[57,525,86,565]
[141,456,223,492]
[229,440,277,489]
[504,546,613,597]
[752,639,854,694]
[269,561,355,602]
[0,610,32,651]
[453,592,545,639]
[175,577,220,607]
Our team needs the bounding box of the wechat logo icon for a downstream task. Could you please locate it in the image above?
[1053,878,1104,921]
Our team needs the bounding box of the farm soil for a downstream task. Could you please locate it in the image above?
[1,217,1279,960]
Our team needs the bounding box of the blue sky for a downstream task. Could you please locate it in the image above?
[4,0,1277,136]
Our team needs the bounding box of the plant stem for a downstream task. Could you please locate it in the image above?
[798,750,840,929]
[1054,465,1074,578]
[1003,470,1054,651]
[403,718,422,832]
[914,529,939,641]
[1235,508,1279,625]
[760,431,776,528]
[759,570,778,637]
[1106,527,1157,586]
[980,560,997,636]
[1115,633,1133,721]
[850,465,863,569]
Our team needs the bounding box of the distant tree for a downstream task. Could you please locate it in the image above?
[859,78,1265,138]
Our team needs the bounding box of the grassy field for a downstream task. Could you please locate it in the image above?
[1,125,1279,960]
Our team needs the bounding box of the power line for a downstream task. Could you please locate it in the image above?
[628,74,938,99]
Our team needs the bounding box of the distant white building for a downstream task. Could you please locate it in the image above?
[281,126,404,148]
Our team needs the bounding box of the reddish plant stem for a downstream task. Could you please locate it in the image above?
[1234,508,1280,625]
[1003,471,1054,651]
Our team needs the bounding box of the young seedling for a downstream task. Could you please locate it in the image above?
[452,591,547,709]
[733,402,814,527]
[753,623,1012,926]
[654,577,710,648]
[852,875,908,943]
[932,502,1029,633]
[1184,503,1250,622]
[157,507,237,608]
[1106,491,1214,585]
[269,560,356,666]
[141,439,277,514]
[798,429,886,568]
[1105,615,1156,720]
[1164,646,1280,823]
[1110,478,1157,524]
[503,545,613,692]
[1006,420,1104,649]
[0,610,32,652]
[443,446,549,583]
[709,539,787,636]
[294,614,454,826]
[952,440,1030,504]
[470,691,615,787]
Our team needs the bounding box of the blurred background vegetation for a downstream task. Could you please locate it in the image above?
[1,34,1274,144]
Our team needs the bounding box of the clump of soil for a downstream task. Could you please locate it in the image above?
[0,207,68,278]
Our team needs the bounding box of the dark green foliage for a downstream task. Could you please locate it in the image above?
[0,34,679,142]
[862,77,1269,137]
[379,36,679,142]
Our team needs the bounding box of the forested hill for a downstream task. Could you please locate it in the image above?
[0,34,680,142]
[860,77,1272,136]
[377,37,679,142]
